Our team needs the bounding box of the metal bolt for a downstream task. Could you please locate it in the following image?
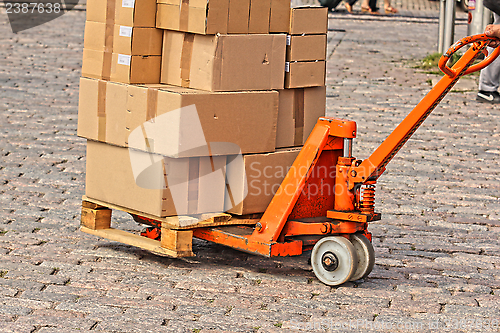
[321,252,339,271]
[256,222,263,232]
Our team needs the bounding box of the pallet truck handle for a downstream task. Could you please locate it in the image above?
[439,34,500,78]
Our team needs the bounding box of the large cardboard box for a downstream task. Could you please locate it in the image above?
[225,148,301,215]
[289,7,328,35]
[276,86,326,148]
[77,78,279,157]
[161,31,286,91]
[285,61,326,88]
[269,0,291,33]
[86,141,227,217]
[286,34,327,62]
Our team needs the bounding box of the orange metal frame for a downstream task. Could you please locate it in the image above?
[193,35,500,257]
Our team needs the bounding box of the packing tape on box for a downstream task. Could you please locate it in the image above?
[293,88,304,146]
[146,87,158,122]
[97,80,107,142]
[101,52,112,81]
[180,0,190,32]
[180,33,195,87]
[101,0,116,80]
[187,158,200,214]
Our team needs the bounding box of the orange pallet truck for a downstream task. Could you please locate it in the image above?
[193,35,500,285]
[82,35,500,286]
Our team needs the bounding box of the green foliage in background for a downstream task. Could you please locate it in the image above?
[415,52,463,74]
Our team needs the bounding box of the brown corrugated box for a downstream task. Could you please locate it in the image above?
[84,21,162,55]
[82,3,162,84]
[156,0,229,34]
[82,50,160,83]
[289,7,328,35]
[115,0,157,27]
[161,31,286,91]
[113,25,163,55]
[86,0,111,23]
[77,78,279,157]
[270,0,291,33]
[86,0,156,27]
[285,61,326,88]
[249,0,271,33]
[286,34,327,62]
[156,0,272,34]
[225,148,301,215]
[86,140,227,217]
[110,53,161,84]
[276,86,326,148]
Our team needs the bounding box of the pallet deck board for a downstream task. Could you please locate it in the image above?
[82,196,258,229]
[80,226,194,257]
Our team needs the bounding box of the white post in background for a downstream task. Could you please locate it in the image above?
[442,0,456,54]
[468,0,492,36]
[438,0,446,53]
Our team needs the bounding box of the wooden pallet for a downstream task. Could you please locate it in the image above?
[80,196,258,258]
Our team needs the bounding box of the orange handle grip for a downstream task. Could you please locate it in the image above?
[438,34,500,78]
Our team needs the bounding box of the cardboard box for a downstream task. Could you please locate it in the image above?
[109,53,161,84]
[225,148,301,215]
[84,21,163,56]
[156,0,271,34]
[286,34,327,62]
[227,0,250,33]
[85,141,227,217]
[289,7,328,35]
[269,0,291,33]
[77,78,279,157]
[115,0,157,27]
[161,31,286,92]
[249,0,271,33]
[83,21,110,52]
[86,0,112,24]
[285,61,326,88]
[276,86,326,148]
[113,26,163,55]
[82,49,113,81]
[156,0,229,35]
[87,0,156,27]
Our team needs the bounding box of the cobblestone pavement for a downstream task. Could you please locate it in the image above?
[1,3,500,333]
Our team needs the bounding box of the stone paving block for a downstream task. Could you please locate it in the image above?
[55,301,124,318]
[95,320,167,333]
[0,322,36,333]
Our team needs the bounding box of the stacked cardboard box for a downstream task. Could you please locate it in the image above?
[82,0,161,84]
[78,0,328,218]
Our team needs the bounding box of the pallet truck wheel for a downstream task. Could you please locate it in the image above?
[311,236,358,286]
[349,234,375,281]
